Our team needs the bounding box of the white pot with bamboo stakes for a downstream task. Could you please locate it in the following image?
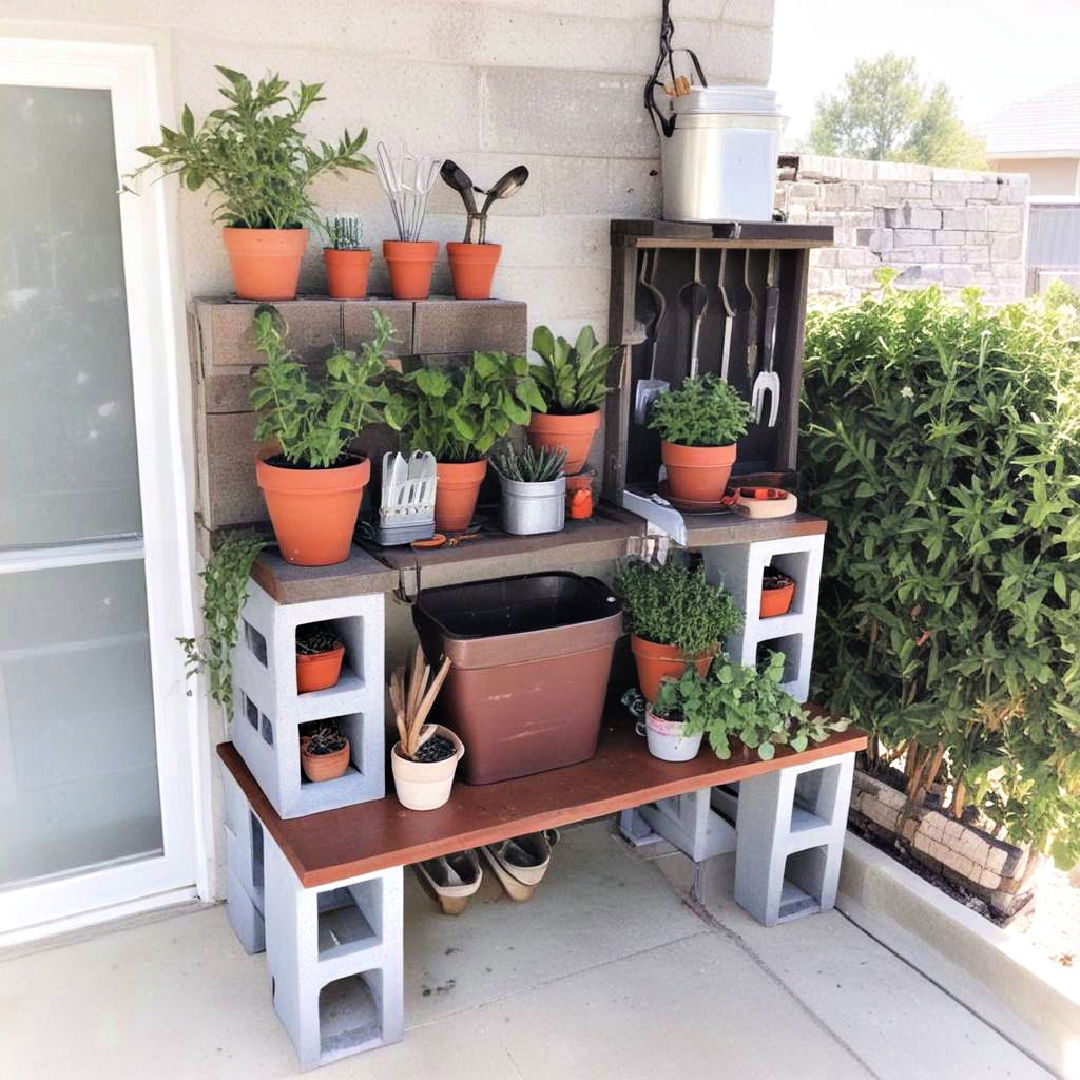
[389,647,461,811]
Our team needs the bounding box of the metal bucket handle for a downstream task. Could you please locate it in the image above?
[643,0,707,138]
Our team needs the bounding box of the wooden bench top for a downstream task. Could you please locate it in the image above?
[218,718,867,888]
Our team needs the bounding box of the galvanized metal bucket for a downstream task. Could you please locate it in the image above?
[500,475,566,536]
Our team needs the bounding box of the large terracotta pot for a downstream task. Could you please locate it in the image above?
[256,456,370,567]
[435,459,487,532]
[660,441,737,503]
[446,242,501,300]
[630,633,715,702]
[323,248,372,299]
[296,644,345,693]
[383,239,438,300]
[300,736,351,782]
[526,409,601,475]
[222,227,308,300]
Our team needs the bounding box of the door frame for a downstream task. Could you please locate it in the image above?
[0,36,203,945]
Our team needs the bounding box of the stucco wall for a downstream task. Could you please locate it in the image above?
[986,156,1080,198]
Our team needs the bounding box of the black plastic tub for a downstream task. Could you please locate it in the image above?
[412,573,622,784]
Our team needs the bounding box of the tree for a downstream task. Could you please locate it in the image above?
[809,54,985,168]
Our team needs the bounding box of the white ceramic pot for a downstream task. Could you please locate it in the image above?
[391,725,464,810]
[645,710,703,762]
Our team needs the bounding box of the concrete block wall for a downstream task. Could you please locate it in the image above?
[18,0,774,343]
[777,156,1029,304]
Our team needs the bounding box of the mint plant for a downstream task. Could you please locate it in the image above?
[132,66,371,229]
[803,272,1080,865]
[654,652,850,760]
[531,325,617,414]
[250,306,392,468]
[648,373,751,447]
[385,351,545,463]
[614,557,742,655]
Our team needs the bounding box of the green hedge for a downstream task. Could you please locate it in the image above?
[802,273,1080,866]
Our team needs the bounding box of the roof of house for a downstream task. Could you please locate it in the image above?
[984,80,1080,158]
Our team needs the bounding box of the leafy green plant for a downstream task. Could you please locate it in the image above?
[614,557,742,655]
[385,351,545,463]
[655,653,850,760]
[296,623,341,656]
[648,373,752,447]
[491,443,567,482]
[323,215,365,250]
[131,66,371,229]
[803,271,1080,865]
[178,532,266,713]
[530,325,617,414]
[250,306,392,468]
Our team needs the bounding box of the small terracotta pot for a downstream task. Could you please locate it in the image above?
[296,643,345,693]
[661,441,737,503]
[222,227,308,301]
[383,239,438,300]
[435,459,487,532]
[526,409,601,475]
[256,456,370,567]
[630,633,715,702]
[323,248,372,299]
[300,736,351,783]
[391,726,464,811]
[760,577,795,618]
[446,242,501,300]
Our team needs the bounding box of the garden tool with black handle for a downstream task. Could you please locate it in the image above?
[751,249,781,427]
[634,248,669,423]
[743,249,759,386]
[678,247,709,381]
[717,248,736,384]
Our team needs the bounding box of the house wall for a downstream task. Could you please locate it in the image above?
[986,156,1080,198]
[779,156,1030,304]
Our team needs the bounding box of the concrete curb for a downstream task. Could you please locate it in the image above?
[838,832,1080,1078]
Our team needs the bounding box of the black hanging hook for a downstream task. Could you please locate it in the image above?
[643,0,707,138]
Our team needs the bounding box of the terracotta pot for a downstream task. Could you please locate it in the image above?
[256,455,370,567]
[630,633,715,702]
[526,409,601,475]
[222,227,308,301]
[435,459,487,532]
[323,248,372,299]
[391,726,464,811]
[383,239,438,300]
[661,440,737,503]
[760,577,795,618]
[646,709,703,762]
[300,736,351,783]
[446,242,501,300]
[296,643,345,693]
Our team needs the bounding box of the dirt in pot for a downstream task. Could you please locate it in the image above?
[412,734,456,764]
[762,567,795,591]
[299,719,347,754]
[296,622,341,655]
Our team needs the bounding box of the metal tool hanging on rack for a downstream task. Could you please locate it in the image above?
[751,250,781,427]
[743,249,759,384]
[643,0,707,137]
[679,248,709,380]
[634,249,669,423]
[717,248,736,383]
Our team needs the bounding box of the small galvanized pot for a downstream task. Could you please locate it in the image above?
[500,474,566,536]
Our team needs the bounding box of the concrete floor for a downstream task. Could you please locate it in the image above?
[0,822,1051,1080]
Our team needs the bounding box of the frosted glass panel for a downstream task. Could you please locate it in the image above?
[0,85,142,547]
[0,560,162,886]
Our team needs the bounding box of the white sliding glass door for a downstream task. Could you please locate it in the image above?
[0,39,199,942]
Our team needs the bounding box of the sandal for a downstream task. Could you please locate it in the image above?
[481,829,560,903]
[414,849,483,915]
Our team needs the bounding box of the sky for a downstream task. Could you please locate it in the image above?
[771,0,1080,146]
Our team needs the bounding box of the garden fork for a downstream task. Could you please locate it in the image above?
[751,250,781,427]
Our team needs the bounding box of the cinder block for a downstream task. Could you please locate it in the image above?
[892,228,934,248]
[232,581,386,819]
[340,302,414,356]
[411,299,527,354]
[987,205,1025,233]
[991,233,1023,261]
[933,230,965,246]
[639,790,737,862]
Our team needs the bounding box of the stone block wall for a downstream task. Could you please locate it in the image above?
[777,156,1030,304]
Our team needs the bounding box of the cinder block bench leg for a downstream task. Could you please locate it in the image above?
[221,768,265,954]
[733,752,855,926]
[262,831,404,1071]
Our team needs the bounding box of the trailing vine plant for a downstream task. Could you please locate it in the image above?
[178,532,266,713]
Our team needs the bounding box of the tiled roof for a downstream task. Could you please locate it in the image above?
[983,80,1080,157]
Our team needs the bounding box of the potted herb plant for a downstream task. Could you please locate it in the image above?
[323,215,371,299]
[296,623,345,694]
[440,160,528,300]
[132,67,371,301]
[666,652,851,761]
[648,374,752,502]
[646,675,705,761]
[760,567,796,618]
[614,557,742,702]
[526,325,617,475]
[385,351,545,532]
[251,306,392,566]
[491,443,568,536]
[299,719,351,782]
[390,647,460,811]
